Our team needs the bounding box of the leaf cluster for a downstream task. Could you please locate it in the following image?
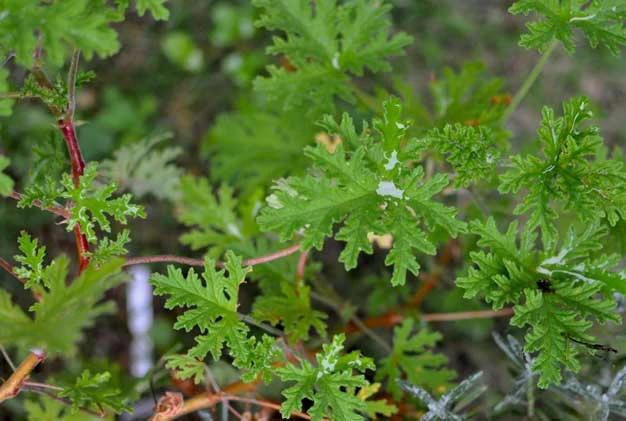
[150,251,281,384]
[259,97,466,286]
[458,218,622,387]
[377,318,456,399]
[423,123,502,188]
[499,97,626,245]
[509,0,626,55]
[252,0,412,113]
[1,250,126,357]
[0,0,169,68]
[58,370,131,415]
[277,334,376,421]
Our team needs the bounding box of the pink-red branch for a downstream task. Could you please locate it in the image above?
[58,120,85,187]
[57,50,89,273]
[9,191,71,219]
[123,243,302,269]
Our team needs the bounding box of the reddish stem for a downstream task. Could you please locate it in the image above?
[58,118,90,272]
[59,120,85,186]
[9,191,71,219]
[345,307,514,334]
[296,251,308,281]
[0,257,22,284]
[123,243,302,268]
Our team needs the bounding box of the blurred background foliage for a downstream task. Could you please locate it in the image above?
[1,0,626,419]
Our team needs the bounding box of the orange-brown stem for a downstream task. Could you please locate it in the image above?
[123,243,302,268]
[0,351,46,403]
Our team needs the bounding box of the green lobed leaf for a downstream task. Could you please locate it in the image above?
[61,163,146,244]
[377,318,455,399]
[175,176,243,258]
[509,0,626,55]
[151,251,281,383]
[253,283,327,343]
[258,98,466,286]
[58,370,131,414]
[13,231,47,289]
[423,123,502,188]
[459,218,622,388]
[150,252,250,361]
[1,257,126,357]
[277,334,374,421]
[252,0,412,113]
[0,0,122,67]
[499,97,626,245]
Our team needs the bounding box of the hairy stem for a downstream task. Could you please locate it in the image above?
[0,350,46,404]
[501,39,558,124]
[151,391,319,421]
[123,243,302,268]
[9,191,71,219]
[58,49,90,273]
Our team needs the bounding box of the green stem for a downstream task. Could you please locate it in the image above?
[501,39,558,124]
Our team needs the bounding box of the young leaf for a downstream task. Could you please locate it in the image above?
[377,318,455,399]
[511,283,618,388]
[258,98,466,286]
[150,252,251,361]
[164,354,206,385]
[61,163,146,244]
[253,283,327,342]
[150,251,282,382]
[175,177,243,257]
[509,0,626,55]
[252,0,412,113]
[84,230,131,264]
[423,123,501,188]
[499,97,626,245]
[277,334,374,421]
[58,370,131,414]
[14,231,47,289]
[458,218,622,388]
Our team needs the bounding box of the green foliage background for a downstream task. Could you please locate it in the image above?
[1,0,626,420]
